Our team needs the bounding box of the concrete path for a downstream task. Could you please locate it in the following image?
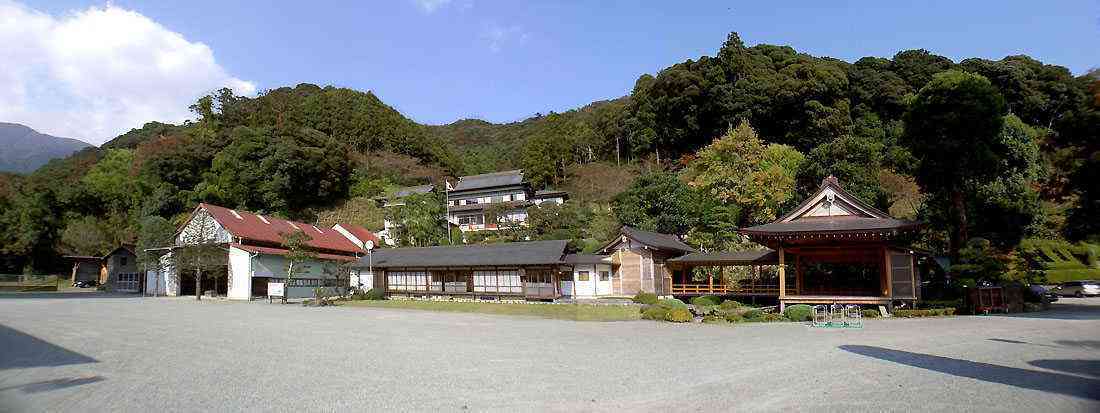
[1,294,1098,412]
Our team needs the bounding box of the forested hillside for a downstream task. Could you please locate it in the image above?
[0,123,92,174]
[1,32,1097,282]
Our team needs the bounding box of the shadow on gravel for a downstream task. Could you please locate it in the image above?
[840,345,1100,401]
[0,376,105,394]
[1053,340,1100,351]
[0,324,98,370]
[1028,359,1100,379]
[0,292,140,300]
[985,300,1100,321]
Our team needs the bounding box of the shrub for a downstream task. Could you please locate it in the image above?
[742,309,763,320]
[693,304,720,317]
[665,308,693,323]
[783,304,813,322]
[641,306,669,320]
[632,292,659,305]
[719,300,743,310]
[364,288,386,300]
[724,312,745,323]
[861,309,880,318]
[891,308,956,318]
[762,313,789,322]
[702,315,728,324]
[691,295,722,307]
[658,298,688,309]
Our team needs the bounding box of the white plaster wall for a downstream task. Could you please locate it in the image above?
[227,247,253,300]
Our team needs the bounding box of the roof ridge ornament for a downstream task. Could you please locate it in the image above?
[822,175,840,188]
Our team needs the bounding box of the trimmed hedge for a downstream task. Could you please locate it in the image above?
[665,308,693,322]
[632,292,659,305]
[741,309,763,320]
[641,306,669,320]
[893,308,956,318]
[658,298,688,309]
[724,312,745,323]
[691,295,722,307]
[719,300,743,310]
[783,304,813,322]
[861,309,880,318]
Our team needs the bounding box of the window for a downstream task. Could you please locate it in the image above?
[458,215,484,225]
[466,198,478,205]
[492,195,505,203]
[473,269,522,293]
[577,271,590,282]
[599,271,610,282]
[387,271,428,292]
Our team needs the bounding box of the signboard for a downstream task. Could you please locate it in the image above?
[268,282,285,298]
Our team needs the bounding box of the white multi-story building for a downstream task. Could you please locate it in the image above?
[379,170,567,245]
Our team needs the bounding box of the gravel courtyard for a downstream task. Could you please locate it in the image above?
[1,294,1098,412]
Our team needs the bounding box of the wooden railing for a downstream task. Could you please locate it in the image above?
[671,282,794,296]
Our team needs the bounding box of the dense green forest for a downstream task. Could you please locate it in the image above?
[1,32,1097,283]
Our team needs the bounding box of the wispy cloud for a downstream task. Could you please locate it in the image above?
[481,22,529,53]
[412,0,451,14]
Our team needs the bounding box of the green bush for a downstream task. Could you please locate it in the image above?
[691,295,722,307]
[724,312,745,323]
[702,315,728,324]
[719,300,743,310]
[742,309,763,320]
[658,298,688,309]
[351,288,386,301]
[892,308,956,318]
[665,308,693,322]
[783,304,813,322]
[641,306,669,320]
[693,304,720,316]
[861,309,880,318]
[632,292,659,305]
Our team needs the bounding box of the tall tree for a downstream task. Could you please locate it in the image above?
[175,211,224,300]
[611,171,698,235]
[902,70,1008,259]
[684,121,804,226]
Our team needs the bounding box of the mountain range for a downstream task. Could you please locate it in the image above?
[0,123,93,174]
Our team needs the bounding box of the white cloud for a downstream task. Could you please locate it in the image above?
[0,1,255,145]
[412,0,452,14]
[481,22,528,53]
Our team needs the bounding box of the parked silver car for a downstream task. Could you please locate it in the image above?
[1052,280,1100,297]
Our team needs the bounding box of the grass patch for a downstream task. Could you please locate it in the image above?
[343,300,641,321]
[1043,268,1100,283]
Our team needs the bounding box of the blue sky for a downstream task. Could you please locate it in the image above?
[5,0,1097,143]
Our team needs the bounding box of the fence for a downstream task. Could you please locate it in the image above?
[0,274,61,292]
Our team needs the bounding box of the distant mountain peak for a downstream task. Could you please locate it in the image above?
[0,123,94,174]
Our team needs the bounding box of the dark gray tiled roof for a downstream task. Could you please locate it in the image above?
[563,254,609,264]
[452,170,524,191]
[391,184,434,198]
[739,217,921,235]
[354,240,568,268]
[669,250,778,265]
[532,189,568,198]
[620,226,697,253]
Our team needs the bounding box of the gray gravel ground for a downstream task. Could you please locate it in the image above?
[1,294,1098,412]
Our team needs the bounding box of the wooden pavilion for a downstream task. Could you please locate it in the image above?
[668,176,924,310]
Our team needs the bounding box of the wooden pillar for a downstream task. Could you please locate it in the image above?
[778,246,786,312]
[707,269,713,293]
[795,254,803,295]
[883,247,893,298]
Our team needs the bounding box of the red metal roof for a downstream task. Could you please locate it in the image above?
[197,203,364,255]
[334,223,381,247]
[228,243,358,262]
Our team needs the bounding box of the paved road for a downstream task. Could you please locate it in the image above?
[1,294,1098,412]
